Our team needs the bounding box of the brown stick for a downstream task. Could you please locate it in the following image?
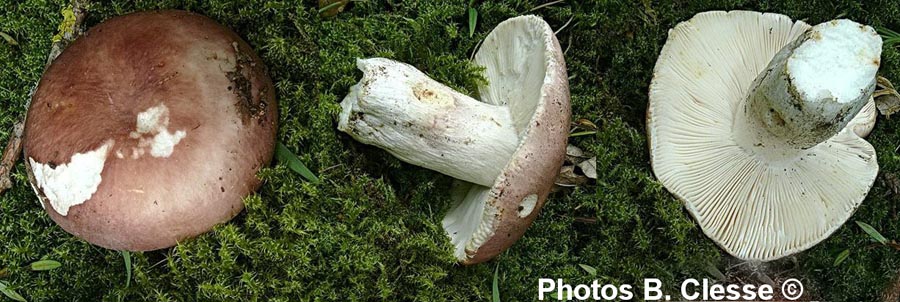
[0,122,24,194]
[45,0,88,67]
[573,217,598,224]
[0,0,88,196]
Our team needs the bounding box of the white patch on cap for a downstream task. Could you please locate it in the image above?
[29,140,114,216]
[129,103,187,158]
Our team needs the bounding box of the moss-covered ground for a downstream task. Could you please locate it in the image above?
[1,0,900,301]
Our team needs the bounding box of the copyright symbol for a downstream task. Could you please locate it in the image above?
[781,278,803,300]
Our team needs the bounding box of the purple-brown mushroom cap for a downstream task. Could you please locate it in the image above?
[24,10,277,251]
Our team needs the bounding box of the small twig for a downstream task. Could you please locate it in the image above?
[45,0,89,67]
[319,163,343,173]
[881,241,900,250]
[554,15,575,35]
[573,217,597,224]
[0,0,89,197]
[0,123,24,195]
[469,36,485,61]
[865,241,900,251]
[529,0,565,12]
[569,131,597,137]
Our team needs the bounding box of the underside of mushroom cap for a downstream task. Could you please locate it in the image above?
[648,11,879,261]
[442,15,570,264]
[850,98,877,138]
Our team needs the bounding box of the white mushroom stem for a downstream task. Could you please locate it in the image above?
[738,20,881,150]
[338,58,519,187]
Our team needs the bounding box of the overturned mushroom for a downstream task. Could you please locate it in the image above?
[24,10,277,251]
[648,11,881,261]
[338,15,570,264]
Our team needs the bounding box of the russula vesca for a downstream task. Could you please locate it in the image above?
[337,15,570,264]
[648,11,882,260]
[23,10,277,251]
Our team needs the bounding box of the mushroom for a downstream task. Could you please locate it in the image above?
[337,15,570,264]
[648,11,882,261]
[849,98,877,138]
[23,10,277,251]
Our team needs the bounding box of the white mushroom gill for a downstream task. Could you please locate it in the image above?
[442,182,496,260]
[849,98,877,138]
[29,140,114,216]
[648,11,881,261]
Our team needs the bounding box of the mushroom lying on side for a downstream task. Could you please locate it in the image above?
[24,10,277,251]
[338,15,570,264]
[648,11,882,261]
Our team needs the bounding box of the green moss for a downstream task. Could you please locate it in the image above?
[0,0,899,301]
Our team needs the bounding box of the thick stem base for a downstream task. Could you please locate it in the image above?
[338,58,519,187]
[740,20,881,150]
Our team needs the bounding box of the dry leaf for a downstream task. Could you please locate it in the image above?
[0,32,17,45]
[754,271,776,287]
[577,157,597,179]
[566,144,590,164]
[555,165,588,188]
[573,118,599,131]
[876,76,900,117]
[555,144,597,190]
[319,0,350,17]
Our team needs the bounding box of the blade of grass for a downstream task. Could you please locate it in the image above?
[0,281,25,302]
[122,251,132,288]
[275,143,320,183]
[577,264,597,276]
[886,38,900,48]
[834,249,851,267]
[857,221,888,245]
[529,0,565,12]
[318,1,342,13]
[467,4,477,37]
[492,263,501,302]
[0,32,16,46]
[29,260,61,271]
[703,262,726,281]
[877,26,900,38]
[569,131,597,137]
[318,0,348,16]
[879,27,900,47]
